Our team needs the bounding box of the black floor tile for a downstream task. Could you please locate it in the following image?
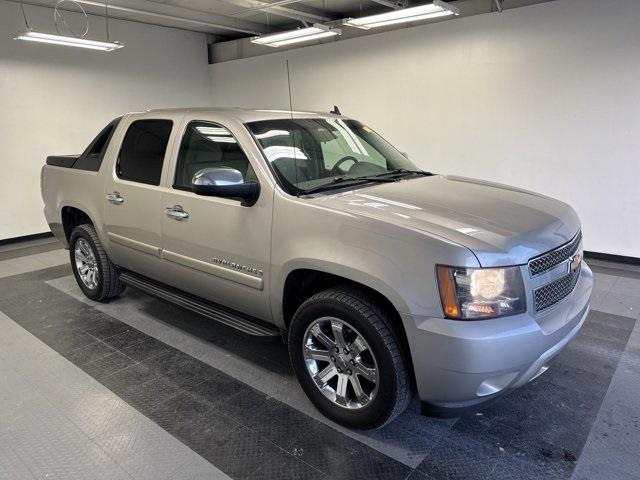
[149,391,223,437]
[335,443,413,480]
[587,309,637,331]
[451,413,518,448]
[204,425,325,480]
[491,439,575,480]
[579,319,632,345]
[100,362,159,393]
[81,317,133,340]
[194,425,269,479]
[417,435,505,480]
[119,337,172,362]
[542,362,610,398]
[216,386,270,426]
[82,351,136,381]
[123,376,182,410]
[242,446,326,480]
[405,471,434,480]
[99,362,182,410]
[285,420,359,475]
[183,370,253,407]
[554,347,618,379]
[242,396,318,449]
[102,328,152,351]
[63,340,117,365]
[570,333,626,363]
[142,348,215,388]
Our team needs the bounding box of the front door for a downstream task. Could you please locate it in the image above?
[159,120,273,321]
[104,118,174,278]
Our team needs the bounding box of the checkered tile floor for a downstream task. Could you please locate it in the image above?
[0,238,638,480]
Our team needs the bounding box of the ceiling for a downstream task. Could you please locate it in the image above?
[9,0,552,41]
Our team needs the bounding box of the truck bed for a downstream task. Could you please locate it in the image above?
[46,155,80,168]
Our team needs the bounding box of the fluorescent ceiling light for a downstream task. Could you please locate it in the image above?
[206,136,237,143]
[251,24,340,48]
[196,126,232,136]
[344,0,459,29]
[254,129,291,139]
[14,30,124,51]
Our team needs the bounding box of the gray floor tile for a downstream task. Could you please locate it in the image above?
[592,294,640,319]
[592,272,618,292]
[0,311,231,480]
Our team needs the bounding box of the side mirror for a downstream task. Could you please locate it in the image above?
[191,167,260,207]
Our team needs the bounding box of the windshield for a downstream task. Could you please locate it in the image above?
[246,118,420,195]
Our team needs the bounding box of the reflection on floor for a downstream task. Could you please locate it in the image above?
[0,240,638,480]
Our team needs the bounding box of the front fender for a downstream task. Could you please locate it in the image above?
[271,258,412,328]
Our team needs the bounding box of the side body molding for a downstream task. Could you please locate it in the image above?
[162,249,264,290]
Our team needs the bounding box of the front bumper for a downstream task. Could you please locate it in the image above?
[403,263,593,410]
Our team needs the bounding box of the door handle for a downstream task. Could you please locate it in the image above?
[106,192,124,204]
[165,205,189,220]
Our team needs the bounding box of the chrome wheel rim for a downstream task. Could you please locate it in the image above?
[302,317,378,410]
[74,238,99,290]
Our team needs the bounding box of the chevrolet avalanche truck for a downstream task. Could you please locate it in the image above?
[41,108,593,429]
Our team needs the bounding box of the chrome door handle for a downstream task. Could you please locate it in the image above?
[106,192,124,204]
[165,205,189,220]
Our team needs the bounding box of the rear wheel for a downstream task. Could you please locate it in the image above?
[289,286,411,429]
[69,224,125,302]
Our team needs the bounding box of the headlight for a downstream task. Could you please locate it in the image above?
[436,265,526,320]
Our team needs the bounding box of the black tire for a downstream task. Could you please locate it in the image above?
[69,224,125,302]
[288,286,411,429]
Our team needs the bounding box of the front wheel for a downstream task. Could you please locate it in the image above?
[69,224,125,302]
[289,287,411,429]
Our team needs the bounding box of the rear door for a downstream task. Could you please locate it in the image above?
[159,118,273,321]
[103,117,176,278]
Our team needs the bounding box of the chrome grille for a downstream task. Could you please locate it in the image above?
[528,232,582,277]
[534,267,581,312]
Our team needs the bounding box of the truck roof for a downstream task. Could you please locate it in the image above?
[135,107,345,123]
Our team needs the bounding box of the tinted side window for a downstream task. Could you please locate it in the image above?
[117,120,173,185]
[174,121,255,189]
[73,117,121,171]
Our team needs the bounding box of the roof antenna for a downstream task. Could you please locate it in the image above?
[330,105,341,115]
[285,59,300,196]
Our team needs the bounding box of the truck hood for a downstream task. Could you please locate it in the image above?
[316,175,580,267]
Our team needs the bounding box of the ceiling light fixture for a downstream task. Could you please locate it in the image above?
[14,30,124,51]
[344,0,459,29]
[14,0,124,51]
[251,23,340,48]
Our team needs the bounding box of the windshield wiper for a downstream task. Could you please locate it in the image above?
[382,168,433,177]
[300,176,397,195]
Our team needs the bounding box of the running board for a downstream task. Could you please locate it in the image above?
[119,272,281,337]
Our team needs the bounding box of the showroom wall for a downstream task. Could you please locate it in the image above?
[209,0,640,258]
[0,1,212,240]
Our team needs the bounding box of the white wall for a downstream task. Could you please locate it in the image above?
[0,1,212,240]
[209,0,640,258]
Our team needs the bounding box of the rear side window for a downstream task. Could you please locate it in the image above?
[173,121,256,189]
[117,120,173,185]
[73,117,121,171]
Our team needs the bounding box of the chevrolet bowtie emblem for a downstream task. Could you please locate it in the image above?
[569,253,582,273]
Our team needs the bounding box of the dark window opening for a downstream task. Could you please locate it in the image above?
[117,119,173,185]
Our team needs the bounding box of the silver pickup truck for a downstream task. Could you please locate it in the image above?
[41,108,593,429]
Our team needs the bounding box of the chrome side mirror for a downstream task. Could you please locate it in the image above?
[191,167,260,206]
